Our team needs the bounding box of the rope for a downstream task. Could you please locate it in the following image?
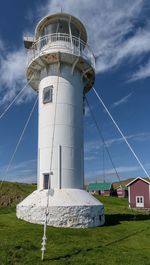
[85,97,121,184]
[102,144,105,183]
[41,64,60,261]
[0,96,38,189]
[93,87,150,179]
[0,77,33,121]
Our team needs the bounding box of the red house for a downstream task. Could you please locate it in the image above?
[87,182,113,196]
[126,177,150,209]
[115,185,128,198]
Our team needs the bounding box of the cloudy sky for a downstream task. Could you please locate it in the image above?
[0,0,150,184]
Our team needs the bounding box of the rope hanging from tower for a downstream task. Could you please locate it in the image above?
[0,77,33,121]
[41,63,60,261]
[92,87,150,179]
[85,96,121,184]
[0,95,38,189]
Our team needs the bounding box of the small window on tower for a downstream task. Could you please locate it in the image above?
[43,86,53,104]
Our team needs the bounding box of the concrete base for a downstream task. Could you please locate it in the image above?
[16,189,105,228]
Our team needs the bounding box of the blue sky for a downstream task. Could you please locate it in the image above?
[0,0,150,184]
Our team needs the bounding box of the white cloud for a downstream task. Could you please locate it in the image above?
[112,93,132,108]
[84,132,150,154]
[36,0,149,74]
[116,29,150,60]
[99,165,141,175]
[85,164,141,183]
[0,43,35,106]
[84,139,101,154]
[84,163,149,183]
[84,154,98,162]
[0,159,37,183]
[0,49,26,87]
[86,162,150,183]
[130,59,150,81]
[84,105,90,117]
[0,39,4,51]
[1,0,149,108]
[105,132,150,147]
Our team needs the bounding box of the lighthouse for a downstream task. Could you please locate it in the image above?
[16,12,105,228]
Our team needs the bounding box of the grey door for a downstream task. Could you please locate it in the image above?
[44,174,50,189]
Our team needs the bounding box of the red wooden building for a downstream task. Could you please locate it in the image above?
[87,182,113,196]
[126,177,150,209]
[115,185,128,198]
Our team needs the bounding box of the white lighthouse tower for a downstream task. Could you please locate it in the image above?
[17,12,105,228]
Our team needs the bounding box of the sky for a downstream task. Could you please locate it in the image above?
[0,0,150,184]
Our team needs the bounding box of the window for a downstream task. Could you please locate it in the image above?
[136,196,144,207]
[43,86,53,104]
[42,20,69,36]
[43,174,50,189]
[70,22,79,38]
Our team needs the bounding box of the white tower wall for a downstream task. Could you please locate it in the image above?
[38,64,84,189]
[17,12,105,228]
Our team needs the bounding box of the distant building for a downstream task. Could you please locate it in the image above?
[126,177,150,209]
[115,185,128,198]
[87,182,113,196]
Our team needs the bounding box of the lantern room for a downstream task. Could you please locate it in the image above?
[34,13,87,43]
[24,13,95,93]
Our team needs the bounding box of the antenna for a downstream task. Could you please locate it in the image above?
[56,4,63,13]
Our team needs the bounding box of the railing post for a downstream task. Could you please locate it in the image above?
[79,37,81,56]
[68,17,73,52]
[26,33,95,72]
[79,31,81,56]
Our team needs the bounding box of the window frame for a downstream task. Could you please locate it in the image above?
[43,85,53,104]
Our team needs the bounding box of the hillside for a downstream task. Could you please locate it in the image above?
[0,181,36,207]
[112,178,134,188]
[0,178,145,207]
[0,178,148,207]
[113,177,150,188]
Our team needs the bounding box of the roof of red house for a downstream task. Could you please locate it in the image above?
[87,182,112,191]
[126,177,150,187]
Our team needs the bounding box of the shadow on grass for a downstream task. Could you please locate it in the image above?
[105,213,150,226]
[44,249,82,262]
[44,226,148,262]
[44,214,150,262]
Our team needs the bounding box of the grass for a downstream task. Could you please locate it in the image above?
[0,183,150,265]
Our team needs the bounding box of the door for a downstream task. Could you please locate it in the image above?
[136,196,144,207]
[43,174,50,189]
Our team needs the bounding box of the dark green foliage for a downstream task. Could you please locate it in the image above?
[0,182,150,264]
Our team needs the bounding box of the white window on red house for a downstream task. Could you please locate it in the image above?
[136,196,144,207]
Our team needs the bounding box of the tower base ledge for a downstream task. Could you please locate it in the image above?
[16,189,105,228]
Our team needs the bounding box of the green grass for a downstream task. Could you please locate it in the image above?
[0,184,150,265]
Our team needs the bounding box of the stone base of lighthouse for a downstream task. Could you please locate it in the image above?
[16,189,105,228]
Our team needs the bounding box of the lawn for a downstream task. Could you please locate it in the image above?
[0,188,150,265]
